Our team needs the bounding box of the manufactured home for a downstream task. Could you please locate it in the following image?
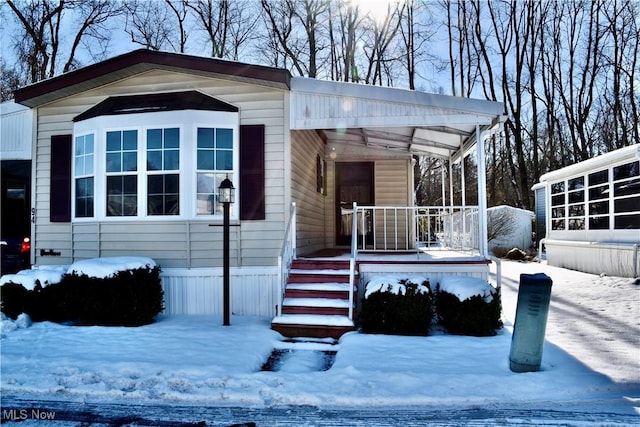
[12,49,504,337]
[534,144,640,278]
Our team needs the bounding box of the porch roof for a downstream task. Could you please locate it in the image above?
[290,77,504,161]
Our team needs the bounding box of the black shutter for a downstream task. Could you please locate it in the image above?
[239,125,265,220]
[50,135,72,222]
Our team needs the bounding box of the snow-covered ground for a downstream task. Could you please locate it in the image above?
[1,259,639,425]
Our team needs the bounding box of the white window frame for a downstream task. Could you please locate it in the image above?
[72,110,239,222]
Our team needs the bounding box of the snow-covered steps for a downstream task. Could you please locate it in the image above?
[272,258,358,339]
[271,314,355,339]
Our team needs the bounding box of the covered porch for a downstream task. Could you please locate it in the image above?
[273,78,505,338]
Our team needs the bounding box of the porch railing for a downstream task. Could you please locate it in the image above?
[352,205,480,253]
[276,202,296,317]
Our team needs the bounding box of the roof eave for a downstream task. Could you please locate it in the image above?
[14,49,292,108]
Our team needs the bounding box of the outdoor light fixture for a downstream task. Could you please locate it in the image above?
[218,175,235,204]
[218,175,235,326]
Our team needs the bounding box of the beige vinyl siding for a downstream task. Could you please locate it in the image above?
[33,70,286,268]
[290,130,326,255]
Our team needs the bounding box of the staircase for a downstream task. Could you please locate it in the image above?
[271,258,357,339]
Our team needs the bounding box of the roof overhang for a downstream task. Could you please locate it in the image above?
[14,49,291,108]
[290,77,504,161]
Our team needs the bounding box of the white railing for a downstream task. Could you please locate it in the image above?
[348,202,358,321]
[352,205,480,253]
[276,202,296,317]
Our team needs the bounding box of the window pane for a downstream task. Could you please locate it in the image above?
[216,150,233,170]
[197,150,214,170]
[613,177,640,197]
[589,216,609,230]
[216,128,233,148]
[75,157,85,176]
[107,176,122,194]
[165,174,179,193]
[568,177,584,191]
[123,195,137,216]
[552,219,564,230]
[198,128,214,148]
[615,214,640,229]
[106,131,121,152]
[197,173,215,193]
[589,201,609,215]
[164,149,179,170]
[123,152,137,172]
[613,161,639,180]
[568,218,585,230]
[551,182,565,194]
[614,196,640,213]
[589,185,608,201]
[552,194,564,206]
[124,175,137,194]
[123,130,137,150]
[147,195,164,215]
[147,129,162,149]
[552,207,565,218]
[148,175,163,193]
[85,134,94,153]
[147,151,162,171]
[588,169,608,186]
[106,152,121,172]
[568,191,584,204]
[197,194,215,215]
[164,128,179,148]
[75,177,94,218]
[568,204,584,217]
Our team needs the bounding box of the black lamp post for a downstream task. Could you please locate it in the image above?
[218,176,235,326]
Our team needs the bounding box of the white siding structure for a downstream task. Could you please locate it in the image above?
[1,102,33,160]
[536,144,640,277]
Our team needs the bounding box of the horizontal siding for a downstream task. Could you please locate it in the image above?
[33,70,286,269]
[290,130,327,255]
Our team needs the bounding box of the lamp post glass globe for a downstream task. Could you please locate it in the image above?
[218,176,235,204]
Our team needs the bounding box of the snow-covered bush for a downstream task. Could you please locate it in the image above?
[435,276,502,337]
[1,257,164,326]
[359,276,433,336]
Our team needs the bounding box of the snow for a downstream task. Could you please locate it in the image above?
[364,275,430,298]
[0,256,155,290]
[438,275,496,302]
[1,259,639,417]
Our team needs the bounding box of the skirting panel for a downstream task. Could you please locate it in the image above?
[160,267,278,316]
[546,241,639,278]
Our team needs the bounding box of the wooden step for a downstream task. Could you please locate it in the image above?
[271,314,356,339]
[284,282,354,299]
[288,269,353,284]
[292,259,351,270]
[282,297,350,316]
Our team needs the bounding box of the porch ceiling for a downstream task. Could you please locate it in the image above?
[290,77,504,161]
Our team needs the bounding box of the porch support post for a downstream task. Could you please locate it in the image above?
[459,136,467,248]
[476,124,488,257]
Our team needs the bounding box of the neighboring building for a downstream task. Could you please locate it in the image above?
[487,205,534,254]
[12,49,504,335]
[535,144,640,277]
[1,102,33,275]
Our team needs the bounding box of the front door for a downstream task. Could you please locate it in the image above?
[335,162,374,246]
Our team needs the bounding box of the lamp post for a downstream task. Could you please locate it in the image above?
[218,176,235,326]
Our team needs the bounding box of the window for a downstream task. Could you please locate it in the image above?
[106,130,138,216]
[74,134,94,217]
[550,160,640,233]
[612,160,640,229]
[147,128,180,215]
[196,127,233,215]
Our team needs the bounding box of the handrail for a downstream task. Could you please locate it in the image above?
[348,202,358,321]
[276,202,296,317]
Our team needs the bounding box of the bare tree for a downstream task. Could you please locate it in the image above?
[6,0,124,85]
[359,1,403,86]
[123,0,174,50]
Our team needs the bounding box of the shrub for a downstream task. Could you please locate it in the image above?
[360,277,433,336]
[1,266,164,326]
[0,282,32,319]
[435,279,502,337]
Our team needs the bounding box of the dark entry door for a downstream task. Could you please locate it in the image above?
[335,162,374,246]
